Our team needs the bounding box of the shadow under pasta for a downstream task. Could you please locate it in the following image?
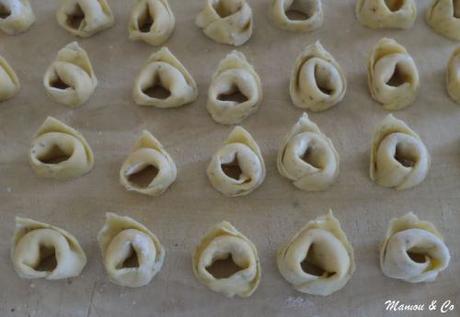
[0,3,11,19]
[206,254,245,279]
[37,145,71,164]
[35,245,58,272]
[128,165,159,188]
[66,3,85,30]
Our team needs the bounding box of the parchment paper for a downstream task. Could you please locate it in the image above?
[0,1,459,316]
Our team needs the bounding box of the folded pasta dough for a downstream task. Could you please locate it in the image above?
[29,116,94,180]
[120,130,177,196]
[0,54,20,101]
[11,217,87,280]
[447,47,460,103]
[277,211,355,296]
[133,47,198,108]
[56,0,114,37]
[278,113,339,191]
[426,0,460,41]
[196,0,253,46]
[207,126,265,197]
[370,114,430,190]
[98,213,165,288]
[0,0,35,34]
[192,221,261,298]
[368,38,419,110]
[129,0,175,46]
[207,50,262,125]
[270,0,323,32]
[380,213,450,283]
[43,42,97,107]
[356,0,416,29]
[290,41,346,112]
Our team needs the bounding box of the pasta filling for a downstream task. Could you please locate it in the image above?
[221,156,243,180]
[128,164,159,188]
[384,0,404,12]
[206,253,245,279]
[66,3,85,30]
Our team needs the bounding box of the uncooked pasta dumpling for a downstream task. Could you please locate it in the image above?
[207,126,265,197]
[207,50,262,125]
[11,217,87,280]
[0,54,20,102]
[380,213,450,283]
[426,0,460,41]
[133,47,198,108]
[196,0,253,46]
[0,0,35,34]
[270,0,323,32]
[290,41,347,112]
[29,116,94,180]
[370,114,430,190]
[43,42,97,108]
[278,113,339,191]
[56,0,114,37]
[129,0,175,46]
[98,213,165,288]
[120,130,177,196]
[368,38,419,110]
[356,0,416,29]
[192,221,261,298]
[447,47,460,103]
[277,211,355,296]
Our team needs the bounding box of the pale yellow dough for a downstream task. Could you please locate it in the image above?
[0,54,20,102]
[56,0,114,38]
[133,47,198,108]
[207,50,262,125]
[370,114,430,190]
[29,116,94,180]
[207,126,265,197]
[192,221,261,298]
[278,113,339,191]
[447,47,460,103]
[129,0,175,46]
[270,0,323,32]
[277,211,355,296]
[290,41,347,112]
[11,217,87,280]
[368,38,419,110]
[380,213,450,283]
[0,0,35,34]
[356,0,416,29]
[196,0,253,46]
[43,42,97,108]
[120,130,177,196]
[98,213,165,288]
[426,0,460,41]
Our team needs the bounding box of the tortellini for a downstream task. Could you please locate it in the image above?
[43,42,98,108]
[11,217,87,280]
[128,0,175,46]
[56,0,114,37]
[207,50,262,125]
[192,221,261,298]
[0,0,35,34]
[355,0,416,29]
[207,126,265,197]
[368,38,419,110]
[426,0,460,41]
[120,130,177,196]
[277,211,355,296]
[290,41,347,112]
[98,213,165,288]
[447,47,460,103]
[133,47,198,108]
[370,114,430,190]
[195,0,253,46]
[29,116,95,180]
[270,0,323,32]
[278,113,339,191]
[0,54,20,102]
[380,213,450,283]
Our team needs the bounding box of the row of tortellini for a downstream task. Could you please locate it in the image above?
[27,112,431,197]
[3,37,460,115]
[11,211,451,297]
